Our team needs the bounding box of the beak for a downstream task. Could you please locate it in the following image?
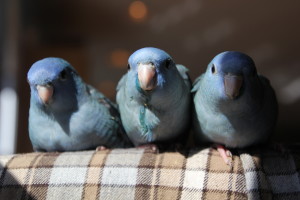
[138,63,157,91]
[36,84,53,104]
[224,74,243,99]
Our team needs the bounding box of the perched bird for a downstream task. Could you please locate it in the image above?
[116,47,192,148]
[27,57,132,152]
[192,51,278,164]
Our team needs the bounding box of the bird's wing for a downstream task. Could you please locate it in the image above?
[86,83,132,147]
[116,74,127,92]
[116,74,129,109]
[86,84,105,99]
[191,74,204,93]
[258,74,270,85]
[86,84,120,119]
[176,64,192,88]
[258,74,278,110]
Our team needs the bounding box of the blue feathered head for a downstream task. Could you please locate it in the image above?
[27,57,79,110]
[127,47,177,92]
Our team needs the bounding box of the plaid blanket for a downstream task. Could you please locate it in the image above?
[1,147,300,200]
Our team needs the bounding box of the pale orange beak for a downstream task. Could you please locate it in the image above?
[37,84,53,104]
[224,74,243,99]
[138,63,157,91]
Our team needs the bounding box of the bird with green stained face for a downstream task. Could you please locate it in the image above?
[116,47,192,149]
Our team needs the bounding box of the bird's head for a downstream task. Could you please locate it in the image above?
[127,47,177,94]
[205,51,258,100]
[27,57,79,109]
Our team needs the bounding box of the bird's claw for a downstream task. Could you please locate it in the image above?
[226,149,232,157]
[95,146,107,151]
[215,144,233,166]
[137,144,158,152]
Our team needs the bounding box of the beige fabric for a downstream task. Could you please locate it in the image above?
[0,147,300,199]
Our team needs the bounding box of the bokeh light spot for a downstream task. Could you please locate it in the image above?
[129,1,148,21]
[110,49,130,68]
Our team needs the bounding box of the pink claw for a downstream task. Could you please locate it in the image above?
[216,144,232,166]
[137,144,158,152]
[96,146,107,151]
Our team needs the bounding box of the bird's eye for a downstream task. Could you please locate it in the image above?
[127,64,130,70]
[165,59,171,69]
[211,64,217,74]
[59,69,67,81]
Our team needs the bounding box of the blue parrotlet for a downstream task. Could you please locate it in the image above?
[116,47,192,148]
[27,57,132,152]
[192,51,278,164]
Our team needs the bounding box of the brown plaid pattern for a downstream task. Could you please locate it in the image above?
[1,147,300,200]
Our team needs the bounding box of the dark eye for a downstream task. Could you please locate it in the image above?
[165,59,171,69]
[127,63,130,70]
[211,64,217,74]
[59,69,67,81]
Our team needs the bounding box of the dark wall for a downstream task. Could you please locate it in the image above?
[0,1,7,86]
[16,0,300,152]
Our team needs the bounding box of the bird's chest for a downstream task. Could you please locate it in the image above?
[197,103,259,147]
[127,101,160,130]
[29,110,81,150]
[122,100,161,144]
[30,118,65,147]
[140,105,161,132]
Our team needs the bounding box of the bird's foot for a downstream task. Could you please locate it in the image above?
[215,144,232,166]
[95,146,107,151]
[137,144,158,152]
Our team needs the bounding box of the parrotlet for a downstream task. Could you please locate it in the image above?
[192,51,278,164]
[116,47,192,148]
[27,57,132,152]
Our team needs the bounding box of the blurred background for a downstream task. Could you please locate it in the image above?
[0,0,300,154]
